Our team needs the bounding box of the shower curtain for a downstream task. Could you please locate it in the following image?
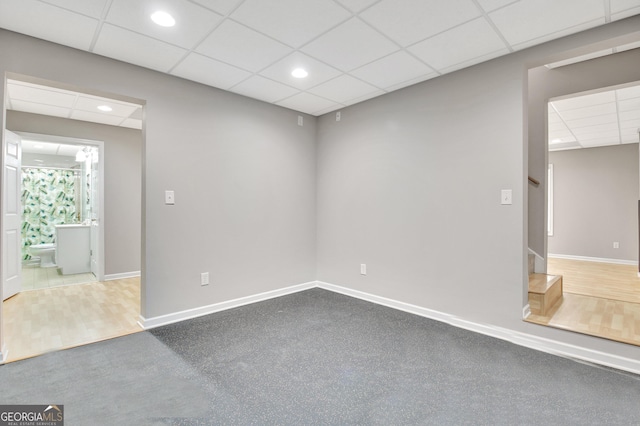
[21,168,77,260]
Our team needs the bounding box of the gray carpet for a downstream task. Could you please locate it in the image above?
[1,288,639,425]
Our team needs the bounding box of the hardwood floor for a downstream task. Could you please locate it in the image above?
[526,258,640,347]
[547,257,640,303]
[3,277,142,363]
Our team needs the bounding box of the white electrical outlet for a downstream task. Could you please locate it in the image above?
[298,115,303,126]
[336,111,341,121]
[360,264,366,275]
[201,272,210,286]
[613,242,619,249]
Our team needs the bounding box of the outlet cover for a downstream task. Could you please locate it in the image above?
[360,264,366,275]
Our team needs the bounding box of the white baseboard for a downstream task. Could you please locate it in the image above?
[139,281,317,329]
[548,253,637,266]
[316,281,640,375]
[104,271,141,281]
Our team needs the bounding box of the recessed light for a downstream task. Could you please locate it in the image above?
[34,159,44,163]
[291,68,308,78]
[151,11,175,27]
[97,105,113,112]
[551,138,562,143]
[34,144,44,149]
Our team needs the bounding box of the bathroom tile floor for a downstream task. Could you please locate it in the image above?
[21,264,97,290]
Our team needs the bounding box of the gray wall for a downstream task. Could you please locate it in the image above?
[0,29,318,328]
[317,16,640,362]
[6,110,143,275]
[1,16,640,365]
[548,144,639,261]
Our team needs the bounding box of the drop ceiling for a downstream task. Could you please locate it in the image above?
[549,84,640,151]
[1,0,639,118]
[5,79,143,129]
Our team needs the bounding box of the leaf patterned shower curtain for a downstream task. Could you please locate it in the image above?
[21,168,78,260]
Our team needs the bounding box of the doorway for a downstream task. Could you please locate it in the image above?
[18,135,103,291]
[527,82,640,346]
[1,75,144,362]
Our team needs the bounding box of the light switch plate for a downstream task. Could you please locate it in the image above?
[501,189,512,205]
[165,190,175,205]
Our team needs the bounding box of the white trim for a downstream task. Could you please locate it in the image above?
[0,344,7,364]
[138,281,317,329]
[548,253,637,266]
[316,281,640,375]
[104,271,141,281]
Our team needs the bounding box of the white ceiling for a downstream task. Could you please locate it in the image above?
[549,84,640,151]
[5,79,143,129]
[1,0,639,117]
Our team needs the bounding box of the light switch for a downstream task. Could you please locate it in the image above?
[501,189,512,205]
[165,190,175,205]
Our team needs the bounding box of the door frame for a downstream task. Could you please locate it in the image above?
[17,133,105,282]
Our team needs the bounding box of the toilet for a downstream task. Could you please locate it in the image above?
[29,243,57,268]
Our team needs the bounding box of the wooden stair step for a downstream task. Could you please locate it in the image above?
[528,273,563,316]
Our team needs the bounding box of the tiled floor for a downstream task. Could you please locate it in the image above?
[21,263,97,290]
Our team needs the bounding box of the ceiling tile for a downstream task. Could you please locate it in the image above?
[557,103,617,121]
[580,138,619,147]
[231,0,351,47]
[620,119,640,130]
[548,122,570,133]
[547,110,563,124]
[476,0,519,12]
[22,140,60,155]
[259,52,342,90]
[618,97,640,112]
[0,0,98,50]
[548,129,576,141]
[313,104,344,116]
[577,130,620,141]
[308,75,379,104]
[489,0,605,48]
[230,76,300,103]
[11,100,70,118]
[74,96,139,117]
[611,0,640,20]
[8,82,77,107]
[333,0,380,13]
[120,118,144,130]
[171,53,252,90]
[620,110,640,122]
[552,91,616,110]
[106,0,222,49]
[360,0,481,46]
[350,51,435,90]
[71,110,124,126]
[57,144,84,156]
[570,122,619,136]
[189,0,244,15]
[342,89,386,106]
[276,92,340,115]
[301,18,399,72]
[93,24,187,72]
[408,18,507,72]
[383,74,438,93]
[565,113,618,128]
[41,0,108,18]
[196,20,292,72]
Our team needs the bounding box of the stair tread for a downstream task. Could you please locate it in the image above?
[529,273,562,294]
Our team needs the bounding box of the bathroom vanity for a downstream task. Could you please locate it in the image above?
[56,224,91,275]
